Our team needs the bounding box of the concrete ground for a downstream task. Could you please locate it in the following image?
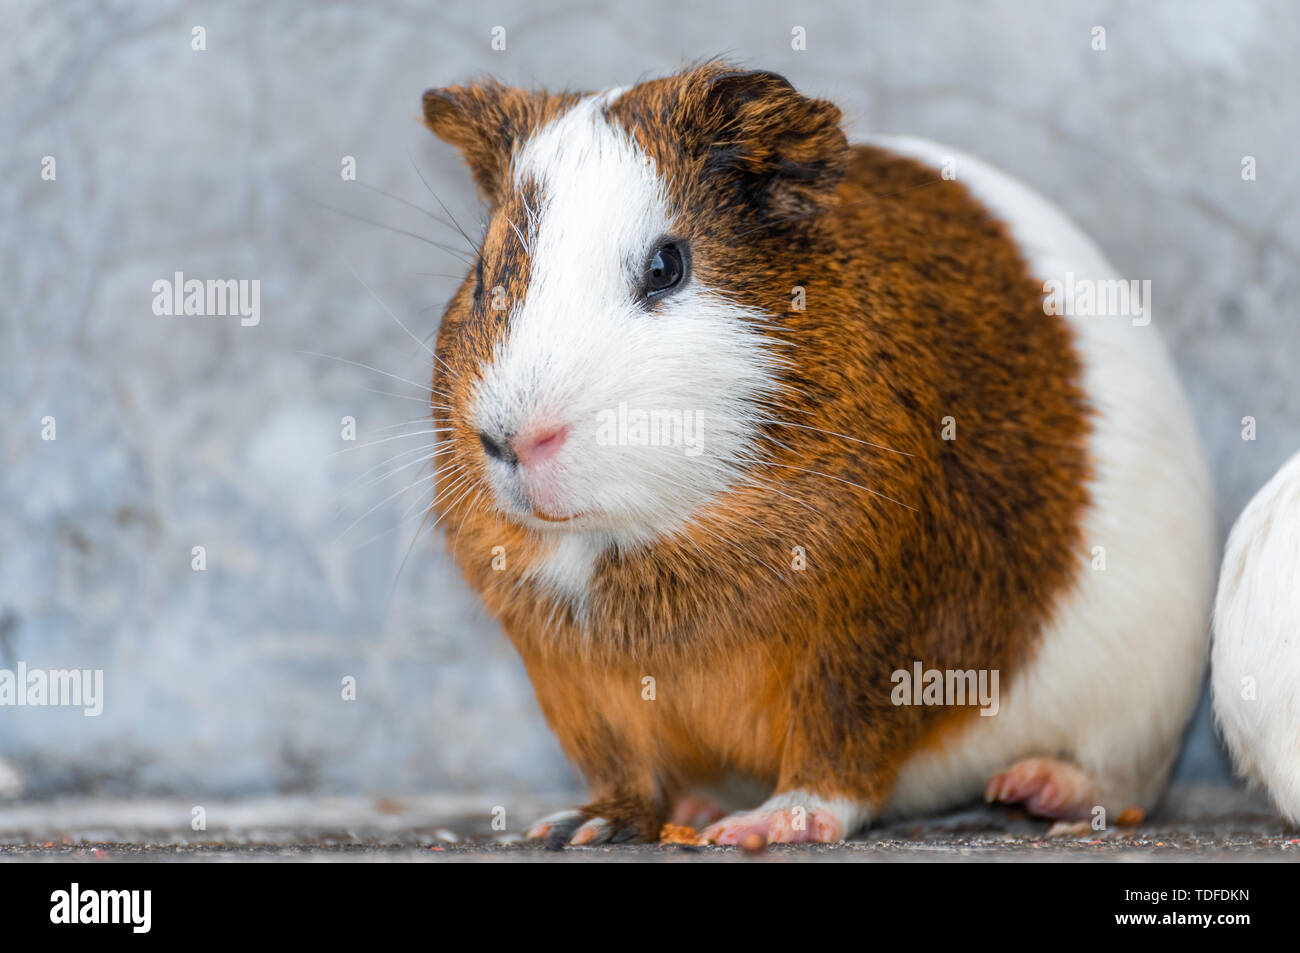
[1,785,1295,862]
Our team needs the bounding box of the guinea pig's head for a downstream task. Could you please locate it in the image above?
[423,63,849,548]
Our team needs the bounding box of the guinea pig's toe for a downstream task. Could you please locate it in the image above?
[699,814,757,846]
[567,815,648,845]
[702,811,836,846]
[701,794,857,845]
[526,798,660,846]
[984,757,1099,821]
[569,817,613,846]
[525,809,585,843]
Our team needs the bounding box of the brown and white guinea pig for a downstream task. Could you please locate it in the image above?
[1212,451,1300,826]
[419,63,1216,845]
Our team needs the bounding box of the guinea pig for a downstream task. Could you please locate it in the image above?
[418,62,1216,844]
[1212,451,1300,825]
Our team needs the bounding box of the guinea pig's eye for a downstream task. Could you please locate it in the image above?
[642,241,688,300]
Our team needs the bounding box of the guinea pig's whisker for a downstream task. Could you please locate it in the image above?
[335,466,456,542]
[334,456,441,521]
[409,270,471,281]
[348,447,446,496]
[329,428,447,456]
[702,535,785,579]
[423,478,482,539]
[435,463,475,493]
[339,435,449,476]
[354,377,453,405]
[730,472,823,517]
[398,468,464,523]
[427,466,472,502]
[406,151,482,253]
[448,484,491,549]
[362,440,457,488]
[755,396,913,458]
[358,385,452,408]
[504,213,531,256]
[337,443,449,496]
[337,257,460,380]
[351,475,451,552]
[519,188,537,221]
[295,349,441,393]
[379,495,445,609]
[363,414,444,434]
[642,469,798,565]
[695,455,824,518]
[302,193,476,266]
[352,179,476,252]
[756,461,917,512]
[672,513,787,579]
[741,428,800,458]
[352,504,433,551]
[751,417,914,457]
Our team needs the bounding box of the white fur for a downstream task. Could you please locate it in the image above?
[521,531,611,611]
[752,789,873,838]
[1212,450,1300,824]
[705,789,873,842]
[872,137,1217,817]
[473,94,783,584]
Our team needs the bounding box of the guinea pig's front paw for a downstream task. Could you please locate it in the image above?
[700,791,867,845]
[524,796,662,847]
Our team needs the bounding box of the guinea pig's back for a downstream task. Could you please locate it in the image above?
[867,137,1217,817]
[1211,450,1300,824]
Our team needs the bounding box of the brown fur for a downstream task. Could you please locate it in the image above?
[422,64,1091,838]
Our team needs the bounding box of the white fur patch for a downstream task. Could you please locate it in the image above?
[473,93,783,594]
[705,789,873,842]
[1211,450,1300,824]
[521,531,610,617]
[872,137,1217,817]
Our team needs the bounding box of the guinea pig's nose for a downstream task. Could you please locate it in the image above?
[513,425,569,469]
[479,431,518,466]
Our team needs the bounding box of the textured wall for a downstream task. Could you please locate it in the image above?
[3,0,1296,797]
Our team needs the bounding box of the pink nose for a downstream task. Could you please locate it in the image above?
[513,425,568,468]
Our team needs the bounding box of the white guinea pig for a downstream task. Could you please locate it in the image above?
[1213,450,1300,825]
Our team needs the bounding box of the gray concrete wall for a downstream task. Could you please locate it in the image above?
[3,0,1297,797]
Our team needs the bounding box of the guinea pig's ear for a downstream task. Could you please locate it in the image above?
[422,81,566,203]
[679,67,849,219]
